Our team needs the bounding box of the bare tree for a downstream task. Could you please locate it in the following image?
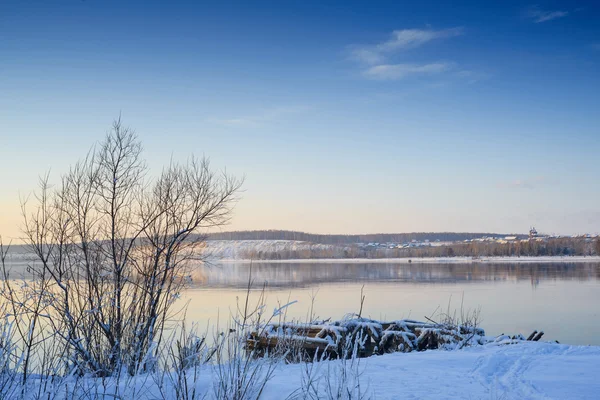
[13,118,243,376]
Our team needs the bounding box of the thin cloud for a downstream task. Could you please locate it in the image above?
[363,63,452,80]
[351,48,386,65]
[498,176,549,189]
[350,27,464,65]
[380,27,464,52]
[526,6,569,23]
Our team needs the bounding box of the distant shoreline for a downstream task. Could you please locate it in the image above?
[212,255,600,264]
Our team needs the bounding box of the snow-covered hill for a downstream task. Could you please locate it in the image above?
[201,239,340,260]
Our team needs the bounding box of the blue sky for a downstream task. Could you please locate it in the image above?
[1,0,599,239]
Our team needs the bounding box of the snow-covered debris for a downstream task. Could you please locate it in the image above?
[248,316,533,361]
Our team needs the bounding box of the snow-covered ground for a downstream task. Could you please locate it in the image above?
[259,341,600,399]
[22,341,599,399]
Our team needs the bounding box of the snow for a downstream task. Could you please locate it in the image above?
[258,342,600,400]
[16,341,599,399]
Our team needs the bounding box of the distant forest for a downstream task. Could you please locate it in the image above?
[206,230,525,244]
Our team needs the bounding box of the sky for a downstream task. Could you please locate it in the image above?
[1,0,600,240]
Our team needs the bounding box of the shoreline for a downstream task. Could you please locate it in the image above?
[211,255,600,264]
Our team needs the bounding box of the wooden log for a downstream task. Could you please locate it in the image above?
[532,331,544,341]
[345,326,378,357]
[381,323,393,330]
[270,322,347,338]
[416,330,439,351]
[526,331,538,341]
[383,323,411,333]
[269,327,322,338]
[379,331,416,354]
[247,334,332,352]
[315,326,347,342]
[414,328,463,350]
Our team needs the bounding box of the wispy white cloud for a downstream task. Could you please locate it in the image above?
[380,27,464,52]
[350,27,464,65]
[347,27,485,84]
[498,176,549,189]
[526,6,569,23]
[207,105,310,127]
[363,62,453,80]
[350,48,386,65]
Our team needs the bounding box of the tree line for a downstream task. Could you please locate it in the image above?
[229,237,600,260]
[204,230,523,245]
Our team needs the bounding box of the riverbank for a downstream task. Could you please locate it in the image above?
[259,341,600,399]
[18,341,600,399]
[213,255,600,264]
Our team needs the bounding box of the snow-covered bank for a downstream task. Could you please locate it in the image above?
[214,255,600,264]
[261,341,600,399]
[20,342,600,399]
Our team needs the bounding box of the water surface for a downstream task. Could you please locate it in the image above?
[5,254,599,345]
[182,261,600,346]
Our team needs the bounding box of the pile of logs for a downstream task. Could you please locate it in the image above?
[247,317,544,361]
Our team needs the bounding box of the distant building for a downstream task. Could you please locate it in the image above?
[529,227,539,239]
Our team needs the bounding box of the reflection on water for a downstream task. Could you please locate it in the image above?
[182,262,600,347]
[4,257,600,346]
[189,262,600,288]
